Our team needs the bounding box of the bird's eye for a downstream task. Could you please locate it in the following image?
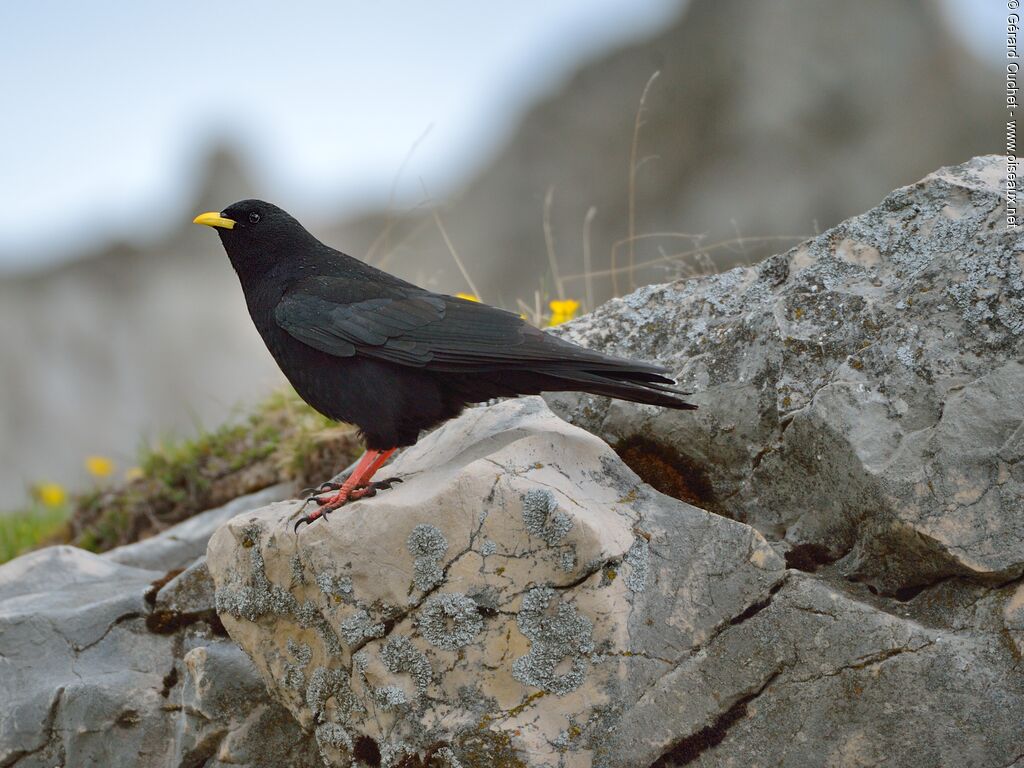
[249,212,261,224]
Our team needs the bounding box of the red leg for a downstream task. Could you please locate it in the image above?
[294,448,396,530]
[347,449,396,499]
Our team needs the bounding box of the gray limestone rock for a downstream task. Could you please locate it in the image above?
[0,504,317,767]
[622,573,1024,767]
[548,155,1023,596]
[208,396,785,767]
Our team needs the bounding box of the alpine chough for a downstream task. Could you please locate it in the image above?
[195,200,695,528]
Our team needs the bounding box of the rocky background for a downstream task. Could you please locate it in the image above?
[2,156,1019,767]
[0,0,1001,504]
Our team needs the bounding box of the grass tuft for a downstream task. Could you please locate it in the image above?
[2,388,362,563]
[0,502,71,564]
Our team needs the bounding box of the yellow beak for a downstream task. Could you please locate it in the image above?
[193,211,236,230]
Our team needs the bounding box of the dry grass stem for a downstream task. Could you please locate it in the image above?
[582,206,597,312]
[563,234,809,282]
[432,209,482,301]
[626,70,661,293]
[542,186,565,300]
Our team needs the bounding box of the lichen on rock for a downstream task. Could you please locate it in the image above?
[316,572,353,599]
[207,395,786,766]
[623,536,649,593]
[407,523,448,592]
[521,488,573,545]
[314,722,354,764]
[284,638,312,691]
[339,608,386,645]
[511,586,594,695]
[379,634,433,700]
[418,592,484,651]
[305,665,359,723]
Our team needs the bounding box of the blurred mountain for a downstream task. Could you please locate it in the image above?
[331,0,999,304]
[0,0,999,503]
[0,148,286,501]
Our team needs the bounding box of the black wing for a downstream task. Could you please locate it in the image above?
[274,276,694,408]
[274,277,522,368]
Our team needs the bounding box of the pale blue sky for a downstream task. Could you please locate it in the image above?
[0,0,998,269]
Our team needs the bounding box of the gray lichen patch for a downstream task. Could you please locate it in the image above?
[418,592,484,651]
[315,722,353,764]
[284,639,312,692]
[946,243,1024,339]
[316,572,353,599]
[380,635,433,700]
[216,524,343,657]
[306,666,360,724]
[289,553,307,585]
[559,550,577,573]
[339,608,386,646]
[215,526,298,622]
[432,746,464,767]
[381,742,417,767]
[295,599,344,655]
[407,524,449,591]
[623,537,650,593]
[512,587,595,695]
[481,539,497,557]
[373,684,408,711]
[521,489,573,546]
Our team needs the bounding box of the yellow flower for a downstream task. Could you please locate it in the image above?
[124,466,145,482]
[85,455,116,478]
[455,292,481,303]
[36,482,67,507]
[547,299,581,327]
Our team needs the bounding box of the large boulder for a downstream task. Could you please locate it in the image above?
[207,385,1024,766]
[0,488,319,768]
[208,396,784,766]
[549,154,1023,595]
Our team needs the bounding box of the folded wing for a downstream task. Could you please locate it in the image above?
[274,276,694,408]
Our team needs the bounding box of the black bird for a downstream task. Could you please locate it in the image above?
[194,200,695,528]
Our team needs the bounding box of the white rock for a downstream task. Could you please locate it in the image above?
[208,397,784,766]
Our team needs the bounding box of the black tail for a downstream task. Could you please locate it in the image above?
[541,367,697,410]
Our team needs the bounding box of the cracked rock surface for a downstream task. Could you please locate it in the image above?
[0,487,320,768]
[207,396,785,766]
[549,154,1023,596]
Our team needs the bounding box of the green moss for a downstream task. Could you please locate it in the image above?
[0,503,71,564]
[63,387,361,554]
[457,728,527,768]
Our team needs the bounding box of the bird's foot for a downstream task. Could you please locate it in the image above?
[293,488,350,531]
[293,477,402,531]
[298,480,344,496]
[369,476,402,491]
[305,475,401,497]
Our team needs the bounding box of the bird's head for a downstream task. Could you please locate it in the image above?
[194,199,315,276]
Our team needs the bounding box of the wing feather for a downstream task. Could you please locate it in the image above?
[274,277,671,379]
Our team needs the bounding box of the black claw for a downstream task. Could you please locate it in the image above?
[294,515,312,532]
[372,476,403,491]
[299,481,343,497]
